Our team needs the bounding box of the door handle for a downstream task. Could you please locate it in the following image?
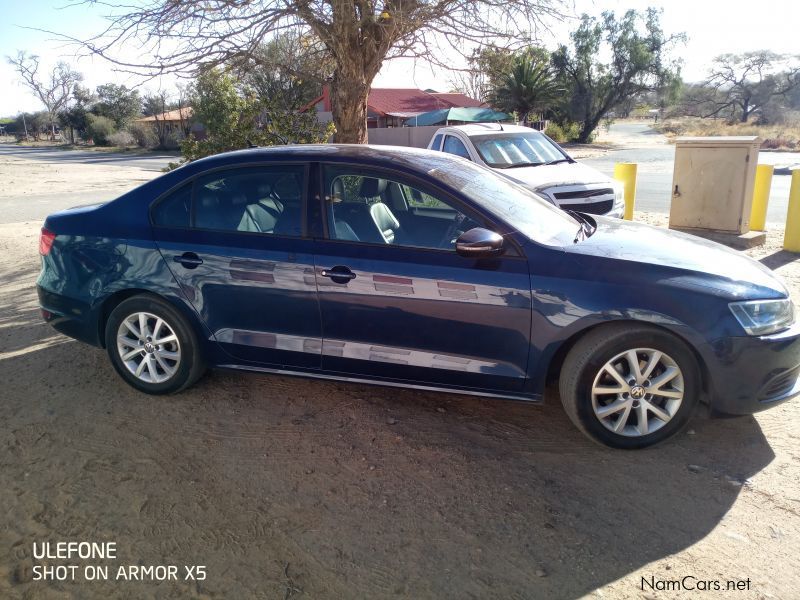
[174,252,204,269]
[320,266,357,283]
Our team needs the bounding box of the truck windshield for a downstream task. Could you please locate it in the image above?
[427,161,579,247]
[470,132,568,168]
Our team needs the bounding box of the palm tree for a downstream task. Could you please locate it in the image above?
[491,54,561,124]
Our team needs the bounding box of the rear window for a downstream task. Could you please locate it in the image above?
[152,183,191,228]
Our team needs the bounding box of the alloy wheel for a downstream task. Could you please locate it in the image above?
[116,312,181,384]
[590,348,684,437]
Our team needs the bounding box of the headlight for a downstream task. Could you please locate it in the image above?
[613,183,624,208]
[729,299,795,336]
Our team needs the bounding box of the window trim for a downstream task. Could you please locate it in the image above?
[149,161,311,239]
[317,161,523,258]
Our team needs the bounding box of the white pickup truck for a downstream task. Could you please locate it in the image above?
[426,123,624,218]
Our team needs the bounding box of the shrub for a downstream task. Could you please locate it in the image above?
[544,122,566,142]
[130,123,158,148]
[107,130,137,147]
[86,114,116,146]
[545,121,584,143]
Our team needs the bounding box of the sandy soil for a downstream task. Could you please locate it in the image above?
[0,153,156,200]
[2,158,800,598]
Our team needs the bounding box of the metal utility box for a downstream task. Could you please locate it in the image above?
[669,136,761,233]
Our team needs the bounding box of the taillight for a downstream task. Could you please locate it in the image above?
[39,228,56,256]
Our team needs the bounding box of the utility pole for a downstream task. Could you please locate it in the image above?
[21,112,29,140]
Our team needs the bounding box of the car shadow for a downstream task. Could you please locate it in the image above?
[1,301,775,598]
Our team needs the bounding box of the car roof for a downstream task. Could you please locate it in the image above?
[438,124,539,136]
[171,144,481,184]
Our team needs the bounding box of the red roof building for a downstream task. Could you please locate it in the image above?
[304,87,487,128]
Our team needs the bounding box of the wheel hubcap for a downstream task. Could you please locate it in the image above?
[591,348,684,437]
[116,312,181,384]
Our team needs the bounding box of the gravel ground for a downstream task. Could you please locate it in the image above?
[1,154,800,599]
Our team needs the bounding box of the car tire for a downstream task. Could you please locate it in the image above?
[105,295,206,394]
[559,323,700,449]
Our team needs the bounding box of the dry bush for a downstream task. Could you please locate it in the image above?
[656,117,800,150]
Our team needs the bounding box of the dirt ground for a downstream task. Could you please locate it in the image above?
[2,151,800,599]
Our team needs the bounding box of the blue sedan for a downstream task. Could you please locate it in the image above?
[37,145,800,448]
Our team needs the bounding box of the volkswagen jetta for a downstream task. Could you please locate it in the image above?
[37,145,800,448]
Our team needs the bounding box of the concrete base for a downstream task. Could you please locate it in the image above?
[670,227,766,250]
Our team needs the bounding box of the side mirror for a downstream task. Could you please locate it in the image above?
[455,227,505,258]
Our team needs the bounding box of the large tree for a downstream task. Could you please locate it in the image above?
[55,0,563,143]
[552,8,682,142]
[6,51,83,139]
[237,31,334,111]
[700,52,800,123]
[94,83,142,129]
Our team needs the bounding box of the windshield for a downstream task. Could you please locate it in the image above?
[470,132,567,168]
[427,161,579,247]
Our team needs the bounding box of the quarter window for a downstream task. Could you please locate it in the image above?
[193,166,305,236]
[152,183,191,228]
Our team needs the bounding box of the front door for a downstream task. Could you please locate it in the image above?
[151,164,322,368]
[313,165,532,394]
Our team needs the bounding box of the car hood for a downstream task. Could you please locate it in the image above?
[563,217,788,299]
[501,161,612,189]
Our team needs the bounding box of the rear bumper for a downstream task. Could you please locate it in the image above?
[37,285,102,347]
[702,322,800,415]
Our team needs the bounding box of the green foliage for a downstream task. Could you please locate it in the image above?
[175,68,335,166]
[490,52,561,123]
[543,121,583,142]
[93,84,142,129]
[86,114,116,145]
[551,8,682,142]
[130,122,158,148]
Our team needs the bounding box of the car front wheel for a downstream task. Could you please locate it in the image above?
[559,323,700,449]
[105,295,206,394]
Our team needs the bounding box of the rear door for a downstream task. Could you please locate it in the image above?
[150,163,322,368]
[313,164,532,394]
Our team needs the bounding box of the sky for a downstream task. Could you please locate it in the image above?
[1,0,799,117]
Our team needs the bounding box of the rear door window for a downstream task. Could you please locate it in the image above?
[430,133,443,151]
[193,166,306,236]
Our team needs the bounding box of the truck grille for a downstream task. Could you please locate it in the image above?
[561,199,614,215]
[553,188,615,200]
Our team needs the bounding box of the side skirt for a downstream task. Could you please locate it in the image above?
[217,364,543,403]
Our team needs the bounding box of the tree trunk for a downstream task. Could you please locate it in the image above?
[577,116,601,143]
[740,104,750,123]
[330,68,369,144]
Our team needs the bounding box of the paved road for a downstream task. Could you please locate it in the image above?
[582,122,798,224]
[0,143,176,171]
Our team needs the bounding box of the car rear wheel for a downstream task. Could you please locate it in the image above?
[105,295,206,394]
[559,323,700,449]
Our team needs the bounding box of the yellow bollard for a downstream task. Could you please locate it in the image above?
[613,162,637,220]
[784,170,800,252]
[749,164,774,231]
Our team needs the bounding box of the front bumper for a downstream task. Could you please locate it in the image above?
[701,321,800,415]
